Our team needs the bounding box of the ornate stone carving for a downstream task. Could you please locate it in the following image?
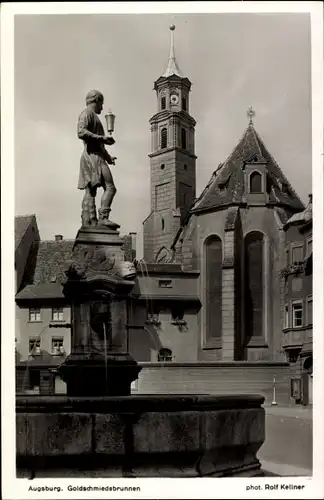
[64,246,136,282]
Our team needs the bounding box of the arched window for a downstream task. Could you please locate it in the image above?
[244,231,264,339]
[205,236,222,340]
[181,128,187,150]
[161,96,166,110]
[161,128,167,149]
[158,348,173,362]
[250,171,262,193]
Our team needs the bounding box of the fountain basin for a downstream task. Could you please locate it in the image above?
[16,394,265,477]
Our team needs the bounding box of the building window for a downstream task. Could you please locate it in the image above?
[158,348,173,362]
[182,98,187,111]
[291,245,304,264]
[171,306,185,325]
[161,128,167,149]
[205,235,222,341]
[28,370,40,392]
[52,337,65,355]
[292,301,303,328]
[284,303,289,329]
[244,231,264,339]
[29,308,41,322]
[181,128,187,150]
[306,236,312,257]
[184,164,188,171]
[161,96,166,110]
[307,296,313,325]
[29,338,41,355]
[160,163,165,170]
[161,217,165,231]
[249,171,263,193]
[52,307,64,322]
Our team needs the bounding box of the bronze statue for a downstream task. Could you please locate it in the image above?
[77,90,117,226]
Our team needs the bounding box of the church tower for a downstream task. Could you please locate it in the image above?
[143,25,197,263]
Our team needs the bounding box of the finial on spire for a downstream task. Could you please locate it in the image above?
[162,24,183,78]
[247,106,256,125]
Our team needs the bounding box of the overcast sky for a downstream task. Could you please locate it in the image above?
[15,13,312,257]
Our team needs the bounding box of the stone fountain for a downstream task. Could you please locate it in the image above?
[16,90,266,478]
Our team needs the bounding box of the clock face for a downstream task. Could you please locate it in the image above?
[170,94,179,105]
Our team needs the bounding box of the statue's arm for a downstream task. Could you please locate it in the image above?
[77,110,105,143]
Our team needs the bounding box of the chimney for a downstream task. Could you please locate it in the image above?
[55,234,63,241]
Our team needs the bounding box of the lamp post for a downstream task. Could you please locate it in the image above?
[271,376,278,406]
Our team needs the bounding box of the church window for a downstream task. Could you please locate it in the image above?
[161,96,166,110]
[205,236,222,340]
[158,348,173,362]
[161,128,167,149]
[250,171,262,193]
[182,98,187,111]
[244,231,264,339]
[181,128,187,150]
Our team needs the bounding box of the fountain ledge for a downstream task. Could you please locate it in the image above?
[16,394,265,478]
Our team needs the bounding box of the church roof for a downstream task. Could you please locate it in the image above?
[15,214,38,251]
[192,123,305,213]
[161,25,184,78]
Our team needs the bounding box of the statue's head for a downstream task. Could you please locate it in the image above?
[86,90,104,115]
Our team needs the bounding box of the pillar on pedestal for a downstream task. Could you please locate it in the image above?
[58,223,141,397]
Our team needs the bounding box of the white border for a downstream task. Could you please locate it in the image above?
[2,2,323,499]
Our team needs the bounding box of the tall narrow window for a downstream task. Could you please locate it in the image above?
[181,128,187,150]
[161,217,165,231]
[284,304,289,329]
[161,96,166,110]
[292,301,303,328]
[161,128,167,149]
[244,231,264,339]
[182,98,187,111]
[205,236,222,340]
[307,296,313,325]
[291,245,304,264]
[250,171,262,193]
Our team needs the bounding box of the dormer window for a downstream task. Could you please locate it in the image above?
[282,183,288,194]
[249,171,263,193]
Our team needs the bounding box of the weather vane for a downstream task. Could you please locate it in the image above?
[247,106,256,125]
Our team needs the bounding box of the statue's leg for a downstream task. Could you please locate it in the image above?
[82,186,98,226]
[98,165,117,224]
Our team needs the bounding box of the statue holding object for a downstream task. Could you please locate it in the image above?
[77,90,117,227]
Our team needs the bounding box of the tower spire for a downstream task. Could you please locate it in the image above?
[162,24,183,78]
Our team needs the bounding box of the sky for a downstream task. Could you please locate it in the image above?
[14,13,312,258]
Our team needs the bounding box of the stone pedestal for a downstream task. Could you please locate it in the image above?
[58,224,141,397]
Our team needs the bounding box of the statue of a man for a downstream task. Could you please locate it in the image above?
[77,90,117,226]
